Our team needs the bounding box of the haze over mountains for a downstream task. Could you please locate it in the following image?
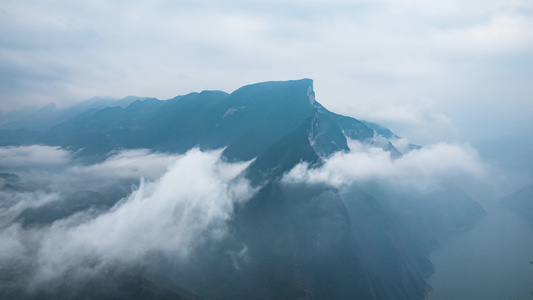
[0,79,528,299]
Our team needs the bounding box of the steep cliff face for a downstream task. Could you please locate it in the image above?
[228,111,437,300]
[228,182,373,300]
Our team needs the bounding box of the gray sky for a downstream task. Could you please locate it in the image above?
[1,0,532,153]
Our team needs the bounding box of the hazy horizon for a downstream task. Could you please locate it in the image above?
[2,0,532,178]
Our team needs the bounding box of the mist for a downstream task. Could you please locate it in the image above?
[282,138,533,299]
[0,76,532,298]
[284,139,486,191]
[0,146,255,294]
[429,196,533,300]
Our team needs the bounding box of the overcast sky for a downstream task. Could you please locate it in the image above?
[1,0,532,156]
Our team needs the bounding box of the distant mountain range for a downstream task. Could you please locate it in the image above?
[0,79,486,300]
[0,79,408,162]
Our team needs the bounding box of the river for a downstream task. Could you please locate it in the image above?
[428,196,533,300]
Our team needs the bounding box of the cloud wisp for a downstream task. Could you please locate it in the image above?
[284,139,486,191]
[0,145,71,169]
[0,146,255,290]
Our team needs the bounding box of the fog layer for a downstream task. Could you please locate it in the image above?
[0,146,255,291]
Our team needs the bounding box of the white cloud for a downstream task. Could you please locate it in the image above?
[0,190,60,227]
[0,0,531,174]
[365,104,452,128]
[0,145,71,169]
[1,0,531,110]
[284,140,486,191]
[71,149,182,180]
[437,13,533,54]
[389,137,411,154]
[0,147,256,287]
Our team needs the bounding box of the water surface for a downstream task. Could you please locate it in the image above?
[429,199,533,300]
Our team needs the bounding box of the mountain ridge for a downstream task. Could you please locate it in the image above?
[0,78,405,163]
[0,79,483,300]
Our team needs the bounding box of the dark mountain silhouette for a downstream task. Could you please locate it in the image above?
[0,79,402,161]
[0,79,484,300]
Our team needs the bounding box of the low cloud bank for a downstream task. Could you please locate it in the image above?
[0,141,489,292]
[0,146,255,289]
[0,145,71,169]
[284,140,486,191]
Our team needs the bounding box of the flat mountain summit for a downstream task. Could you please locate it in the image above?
[1,79,403,162]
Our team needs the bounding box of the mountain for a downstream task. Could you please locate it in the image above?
[0,268,201,300]
[0,96,145,132]
[0,79,401,162]
[0,79,484,300]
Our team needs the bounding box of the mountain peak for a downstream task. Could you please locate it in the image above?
[231,78,313,97]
